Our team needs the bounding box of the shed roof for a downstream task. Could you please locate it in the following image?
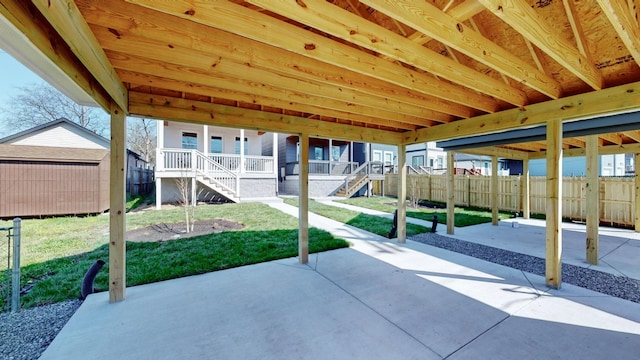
[0,143,108,163]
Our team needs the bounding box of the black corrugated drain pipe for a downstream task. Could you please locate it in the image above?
[81,259,105,300]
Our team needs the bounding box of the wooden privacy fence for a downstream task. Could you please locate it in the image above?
[381,174,635,227]
[128,168,154,196]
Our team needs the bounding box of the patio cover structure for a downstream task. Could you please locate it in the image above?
[1,0,640,302]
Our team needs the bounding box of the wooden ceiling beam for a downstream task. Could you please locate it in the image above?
[596,0,640,69]
[248,0,527,106]
[31,0,128,111]
[404,81,640,144]
[563,137,586,148]
[126,0,499,113]
[408,0,487,45]
[107,50,433,128]
[118,70,420,131]
[359,0,561,99]
[598,132,624,145]
[92,25,449,124]
[624,130,640,142]
[562,0,592,61]
[0,0,111,110]
[79,0,472,119]
[477,0,603,91]
[128,92,404,145]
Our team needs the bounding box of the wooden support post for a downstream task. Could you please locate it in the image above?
[109,102,127,302]
[298,134,309,264]
[545,120,563,289]
[636,153,640,232]
[397,143,407,243]
[492,155,499,225]
[447,151,455,234]
[522,159,530,219]
[586,135,599,265]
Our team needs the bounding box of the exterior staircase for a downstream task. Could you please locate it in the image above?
[193,151,240,202]
[335,162,371,198]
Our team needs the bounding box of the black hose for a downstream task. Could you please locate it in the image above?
[81,259,105,300]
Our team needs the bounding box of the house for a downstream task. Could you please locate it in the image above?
[0,118,152,218]
[528,154,628,177]
[154,121,278,207]
[155,123,401,202]
[406,142,447,174]
[277,134,398,197]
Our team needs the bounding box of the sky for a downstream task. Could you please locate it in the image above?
[0,50,46,108]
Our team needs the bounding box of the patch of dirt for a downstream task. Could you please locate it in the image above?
[126,219,245,242]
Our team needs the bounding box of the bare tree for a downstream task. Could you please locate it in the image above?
[127,118,156,166]
[1,82,107,136]
[175,176,196,233]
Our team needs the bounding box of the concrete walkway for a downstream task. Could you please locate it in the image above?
[41,200,640,359]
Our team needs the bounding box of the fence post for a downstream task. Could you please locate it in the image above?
[12,218,20,312]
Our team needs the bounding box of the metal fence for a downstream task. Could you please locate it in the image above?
[1,218,21,313]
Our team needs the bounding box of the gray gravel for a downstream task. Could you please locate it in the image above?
[0,299,81,360]
[3,233,640,359]
[410,232,640,303]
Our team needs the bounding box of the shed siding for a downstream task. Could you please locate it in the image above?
[0,160,109,218]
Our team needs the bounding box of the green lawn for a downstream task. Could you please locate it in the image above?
[0,203,348,311]
[282,197,429,237]
[335,196,511,227]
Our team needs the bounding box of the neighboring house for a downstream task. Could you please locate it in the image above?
[278,134,397,197]
[0,118,152,219]
[452,153,510,176]
[155,121,278,206]
[406,142,447,174]
[528,154,628,177]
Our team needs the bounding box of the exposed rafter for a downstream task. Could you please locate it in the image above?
[359,0,560,99]
[128,92,404,144]
[127,0,499,112]
[31,0,128,111]
[477,0,603,90]
[248,0,527,106]
[596,0,640,69]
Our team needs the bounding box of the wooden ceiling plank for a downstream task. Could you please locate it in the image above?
[30,0,128,111]
[118,70,420,131]
[596,0,640,69]
[0,0,111,110]
[128,92,404,145]
[477,0,604,90]
[598,132,624,145]
[125,0,499,113]
[107,49,434,128]
[624,130,640,142]
[563,137,586,148]
[404,81,640,144]
[524,39,546,73]
[94,27,449,124]
[531,142,640,159]
[80,0,473,119]
[359,0,560,99]
[247,0,527,105]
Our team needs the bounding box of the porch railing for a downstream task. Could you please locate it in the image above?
[286,160,358,175]
[158,149,274,174]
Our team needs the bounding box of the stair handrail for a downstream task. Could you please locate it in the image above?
[193,150,238,195]
[344,161,370,196]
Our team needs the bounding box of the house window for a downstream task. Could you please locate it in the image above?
[314,146,324,160]
[181,132,198,149]
[429,158,434,167]
[373,150,382,162]
[412,155,424,167]
[437,157,444,169]
[384,151,393,165]
[332,146,341,161]
[235,137,248,154]
[210,136,222,153]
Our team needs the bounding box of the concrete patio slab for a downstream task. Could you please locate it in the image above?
[41,201,640,359]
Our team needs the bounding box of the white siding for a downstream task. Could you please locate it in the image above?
[163,123,264,155]
[7,123,107,149]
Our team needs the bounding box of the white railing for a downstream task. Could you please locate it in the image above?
[195,152,238,194]
[288,160,358,175]
[158,149,274,174]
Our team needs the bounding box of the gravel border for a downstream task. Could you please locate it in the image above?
[0,299,82,360]
[410,232,640,303]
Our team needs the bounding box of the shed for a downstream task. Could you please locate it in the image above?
[0,144,109,218]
